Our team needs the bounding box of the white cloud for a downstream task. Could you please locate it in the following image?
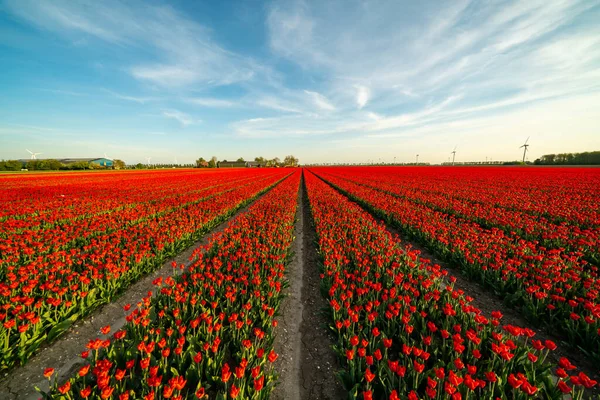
[131,66,201,88]
[104,89,156,104]
[4,0,600,163]
[356,85,370,109]
[256,97,304,114]
[5,0,258,88]
[162,110,197,126]
[304,90,335,111]
[186,97,236,108]
[366,112,382,121]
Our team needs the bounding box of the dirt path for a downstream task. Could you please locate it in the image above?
[272,173,346,400]
[271,179,304,400]
[315,173,600,398]
[0,182,284,400]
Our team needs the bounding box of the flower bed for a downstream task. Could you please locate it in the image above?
[0,169,290,370]
[311,167,600,361]
[39,170,300,399]
[304,169,594,399]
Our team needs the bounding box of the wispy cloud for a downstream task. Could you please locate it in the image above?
[256,97,304,114]
[103,89,157,104]
[37,88,87,97]
[5,0,258,88]
[162,110,198,126]
[3,0,600,163]
[355,85,369,109]
[304,90,335,111]
[186,97,236,108]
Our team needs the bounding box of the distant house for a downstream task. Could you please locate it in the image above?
[218,161,246,168]
[198,161,209,168]
[245,161,263,168]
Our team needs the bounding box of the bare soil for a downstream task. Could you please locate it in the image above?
[272,173,345,400]
[271,179,304,400]
[0,186,280,400]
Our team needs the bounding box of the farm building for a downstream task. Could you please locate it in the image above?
[245,161,263,168]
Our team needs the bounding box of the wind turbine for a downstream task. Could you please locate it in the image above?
[416,154,419,164]
[520,137,530,163]
[26,149,42,160]
[451,145,457,166]
[146,157,152,165]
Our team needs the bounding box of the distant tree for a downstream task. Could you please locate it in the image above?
[267,157,281,167]
[208,156,218,168]
[89,162,106,170]
[68,161,91,170]
[534,151,600,165]
[283,155,299,167]
[112,159,126,170]
[135,163,145,169]
[254,156,266,164]
[236,157,245,162]
[0,160,22,171]
[195,157,207,168]
[27,159,63,170]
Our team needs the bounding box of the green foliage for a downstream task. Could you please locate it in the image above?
[283,155,299,166]
[113,159,126,169]
[208,156,218,168]
[534,151,600,165]
[65,161,91,170]
[192,155,299,168]
[0,160,23,171]
[26,159,64,171]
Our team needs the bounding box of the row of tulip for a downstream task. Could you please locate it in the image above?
[319,167,600,266]
[39,170,301,399]
[309,167,600,362]
[326,167,599,228]
[0,170,259,234]
[1,172,274,263]
[0,169,291,370]
[303,169,595,399]
[0,170,229,220]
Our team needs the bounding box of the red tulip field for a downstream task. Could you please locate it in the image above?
[0,169,290,370]
[0,167,598,399]
[309,167,600,361]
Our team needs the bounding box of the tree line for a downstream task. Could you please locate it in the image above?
[0,159,126,171]
[195,155,299,168]
[534,151,600,165]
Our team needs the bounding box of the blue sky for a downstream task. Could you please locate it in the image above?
[1,0,599,164]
